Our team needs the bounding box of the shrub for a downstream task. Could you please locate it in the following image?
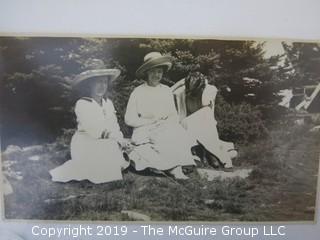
[215,95,268,144]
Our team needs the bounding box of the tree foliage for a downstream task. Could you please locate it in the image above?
[1,37,311,147]
[282,42,320,87]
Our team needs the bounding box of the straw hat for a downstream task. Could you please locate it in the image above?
[136,52,172,78]
[72,59,121,87]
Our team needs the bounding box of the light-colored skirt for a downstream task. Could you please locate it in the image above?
[50,132,129,184]
[129,121,197,171]
[181,106,237,168]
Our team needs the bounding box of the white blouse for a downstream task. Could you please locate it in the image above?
[125,83,179,128]
[75,98,123,142]
[172,79,218,121]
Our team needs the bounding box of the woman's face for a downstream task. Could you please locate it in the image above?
[146,67,163,87]
[90,76,108,97]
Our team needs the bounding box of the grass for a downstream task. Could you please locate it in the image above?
[2,120,320,221]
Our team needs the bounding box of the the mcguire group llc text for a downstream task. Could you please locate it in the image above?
[31,224,286,238]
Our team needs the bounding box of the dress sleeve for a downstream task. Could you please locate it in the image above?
[165,88,180,123]
[106,100,124,143]
[202,84,217,109]
[202,84,218,122]
[125,88,154,128]
[75,99,105,139]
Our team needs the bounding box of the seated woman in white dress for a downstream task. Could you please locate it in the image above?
[50,59,129,184]
[171,72,237,170]
[125,52,197,179]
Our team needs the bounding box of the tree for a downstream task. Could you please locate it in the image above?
[282,42,320,87]
[1,37,288,147]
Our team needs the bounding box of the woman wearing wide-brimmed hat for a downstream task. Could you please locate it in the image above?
[125,52,197,179]
[50,59,129,184]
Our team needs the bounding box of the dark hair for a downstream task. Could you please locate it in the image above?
[185,72,206,97]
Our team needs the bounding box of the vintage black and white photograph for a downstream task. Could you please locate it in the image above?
[0,37,319,221]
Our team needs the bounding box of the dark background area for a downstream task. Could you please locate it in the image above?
[0,37,319,149]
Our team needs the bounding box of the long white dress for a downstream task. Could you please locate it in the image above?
[125,83,197,171]
[50,98,129,184]
[172,79,237,168]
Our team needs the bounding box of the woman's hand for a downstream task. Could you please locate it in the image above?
[139,113,169,126]
[152,115,169,126]
[160,116,168,121]
[140,113,155,119]
[101,130,111,139]
[118,139,133,152]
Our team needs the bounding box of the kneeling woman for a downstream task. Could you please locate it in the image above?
[125,52,197,179]
[50,59,129,184]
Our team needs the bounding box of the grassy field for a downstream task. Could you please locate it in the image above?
[2,121,320,221]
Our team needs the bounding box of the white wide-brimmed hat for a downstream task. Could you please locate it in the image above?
[136,52,172,78]
[72,59,121,87]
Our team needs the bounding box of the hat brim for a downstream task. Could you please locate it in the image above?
[73,69,121,87]
[136,56,172,78]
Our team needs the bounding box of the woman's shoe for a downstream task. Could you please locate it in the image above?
[170,166,189,179]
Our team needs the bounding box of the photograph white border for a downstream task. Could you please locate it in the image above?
[1,0,320,239]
